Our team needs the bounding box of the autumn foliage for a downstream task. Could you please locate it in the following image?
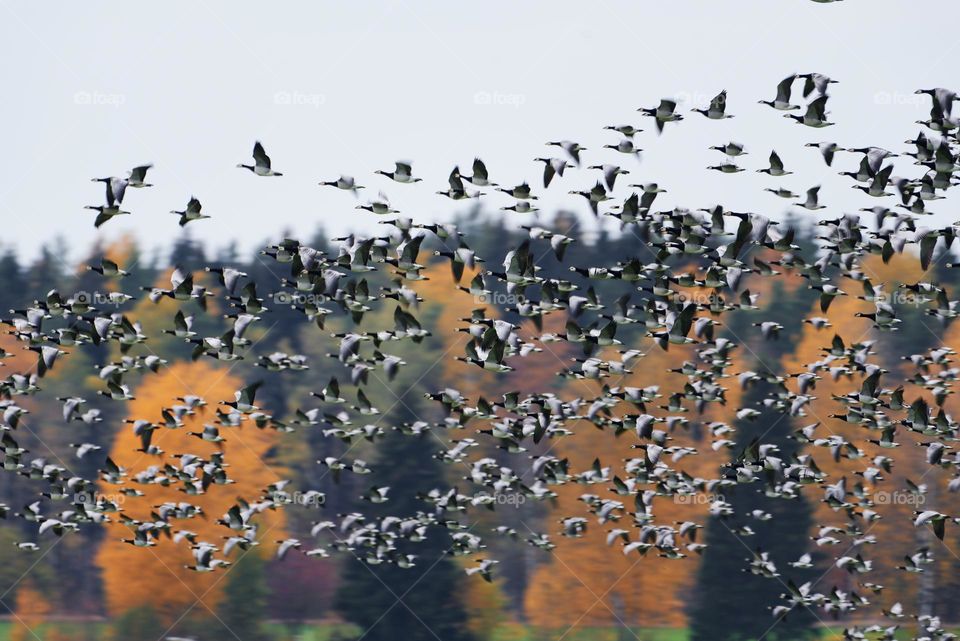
[96,361,285,620]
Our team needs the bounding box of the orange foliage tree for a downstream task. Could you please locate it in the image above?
[524,335,741,630]
[779,254,937,607]
[96,361,285,620]
[9,580,52,641]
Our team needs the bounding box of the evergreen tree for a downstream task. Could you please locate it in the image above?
[0,249,25,312]
[168,235,207,272]
[689,246,821,641]
[335,405,473,641]
[215,549,269,641]
[26,242,68,299]
[112,605,165,641]
[688,385,819,641]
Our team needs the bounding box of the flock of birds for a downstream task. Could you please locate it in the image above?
[7,72,960,639]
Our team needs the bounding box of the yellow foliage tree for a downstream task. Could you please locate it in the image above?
[9,581,51,641]
[779,254,933,608]
[921,309,960,611]
[94,234,138,294]
[414,262,501,401]
[524,333,742,630]
[96,361,285,621]
[0,332,38,375]
[460,566,507,640]
[102,234,137,268]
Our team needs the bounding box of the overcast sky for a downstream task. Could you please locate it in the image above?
[2,1,957,263]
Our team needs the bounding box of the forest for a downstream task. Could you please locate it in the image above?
[1,208,958,641]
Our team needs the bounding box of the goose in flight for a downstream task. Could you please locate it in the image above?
[603,138,642,156]
[759,74,800,111]
[237,141,282,176]
[91,176,128,208]
[628,182,668,194]
[376,161,421,183]
[85,204,130,228]
[276,538,302,559]
[692,90,733,119]
[497,182,537,200]
[796,185,826,210]
[852,164,894,197]
[170,197,209,226]
[844,146,898,175]
[188,425,225,444]
[915,87,959,118]
[461,158,496,186]
[438,167,483,200]
[588,164,629,191]
[535,157,572,188]
[221,382,262,413]
[785,95,833,128]
[546,140,586,165]
[799,72,838,98]
[603,124,642,138]
[205,267,248,298]
[708,162,745,174]
[88,257,129,277]
[764,187,798,199]
[710,142,747,157]
[356,192,399,215]
[639,99,683,133]
[466,558,499,582]
[320,175,364,194]
[501,201,539,214]
[162,310,196,339]
[184,542,229,571]
[757,151,791,176]
[569,182,611,215]
[805,141,842,166]
[914,510,954,541]
[127,164,154,188]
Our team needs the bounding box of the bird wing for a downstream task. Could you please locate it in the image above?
[395,161,413,178]
[472,157,488,181]
[808,95,829,120]
[770,151,784,172]
[710,90,727,113]
[775,74,796,102]
[253,141,271,168]
[129,164,152,182]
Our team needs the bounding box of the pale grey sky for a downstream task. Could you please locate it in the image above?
[1,1,956,262]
